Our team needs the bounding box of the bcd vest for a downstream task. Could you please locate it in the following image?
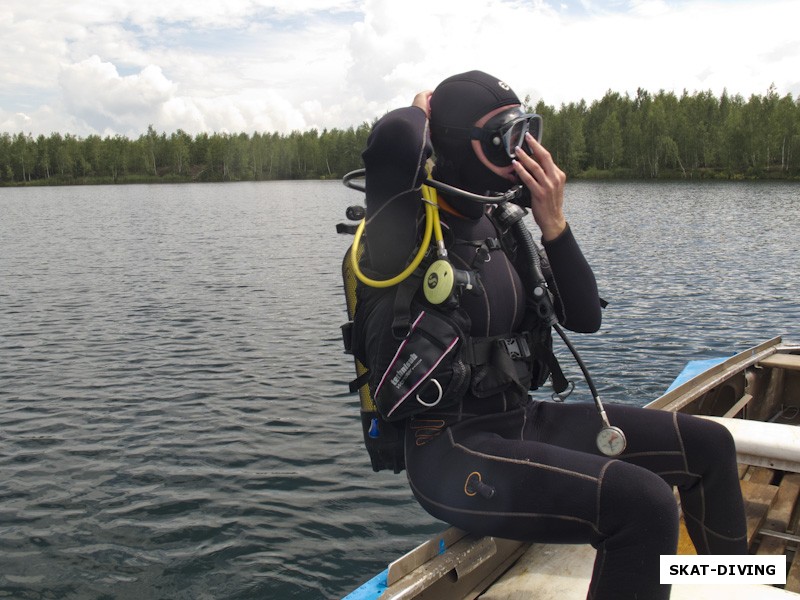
[337,206,568,473]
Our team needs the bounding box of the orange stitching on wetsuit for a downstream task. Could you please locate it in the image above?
[673,412,690,473]
[682,510,747,543]
[595,460,615,533]
[446,428,600,483]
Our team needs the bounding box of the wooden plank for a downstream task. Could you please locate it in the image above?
[677,514,697,555]
[757,536,788,556]
[741,480,780,548]
[757,474,800,557]
[747,467,778,485]
[784,473,800,593]
[786,551,800,593]
[766,474,800,532]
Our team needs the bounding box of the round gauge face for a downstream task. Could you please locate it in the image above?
[596,426,626,456]
[423,259,455,305]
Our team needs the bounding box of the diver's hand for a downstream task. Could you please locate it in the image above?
[512,133,567,241]
[412,91,433,119]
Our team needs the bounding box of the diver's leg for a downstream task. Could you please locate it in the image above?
[669,413,748,553]
[405,406,678,600]
[538,401,747,554]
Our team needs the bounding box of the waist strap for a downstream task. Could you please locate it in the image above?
[467,329,569,395]
[463,332,531,366]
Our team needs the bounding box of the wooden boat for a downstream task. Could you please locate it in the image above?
[344,336,800,599]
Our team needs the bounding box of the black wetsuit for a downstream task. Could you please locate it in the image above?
[356,105,747,600]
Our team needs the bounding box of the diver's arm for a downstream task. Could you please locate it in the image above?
[541,225,602,333]
[361,104,432,274]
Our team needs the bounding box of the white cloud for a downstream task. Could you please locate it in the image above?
[58,57,175,133]
[627,0,670,17]
[1,0,798,138]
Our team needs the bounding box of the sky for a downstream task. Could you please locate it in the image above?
[1,0,798,138]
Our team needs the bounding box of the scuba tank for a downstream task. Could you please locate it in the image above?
[339,207,406,473]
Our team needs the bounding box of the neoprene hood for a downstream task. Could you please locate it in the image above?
[430,70,521,200]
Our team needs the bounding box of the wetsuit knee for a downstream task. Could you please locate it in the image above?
[598,461,679,553]
[674,414,748,553]
[677,414,737,473]
[587,462,678,600]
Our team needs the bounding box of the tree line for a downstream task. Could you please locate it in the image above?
[1,86,798,186]
[529,85,799,180]
[0,124,372,185]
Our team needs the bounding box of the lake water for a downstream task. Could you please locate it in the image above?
[1,180,799,599]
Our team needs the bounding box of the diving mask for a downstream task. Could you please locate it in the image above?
[470,108,543,166]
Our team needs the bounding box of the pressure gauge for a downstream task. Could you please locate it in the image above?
[596,426,627,457]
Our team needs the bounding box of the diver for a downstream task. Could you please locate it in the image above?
[346,70,747,599]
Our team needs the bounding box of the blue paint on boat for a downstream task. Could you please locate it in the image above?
[664,357,728,393]
[342,567,388,600]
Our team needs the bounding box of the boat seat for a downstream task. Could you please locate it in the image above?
[701,416,800,474]
[759,354,800,372]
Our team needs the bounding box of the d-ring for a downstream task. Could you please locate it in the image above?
[416,379,443,407]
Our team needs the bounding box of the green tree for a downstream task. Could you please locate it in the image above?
[103,135,128,182]
[0,133,12,182]
[765,87,798,173]
[719,94,749,173]
[547,101,586,176]
[142,125,166,176]
[56,133,78,179]
[585,91,627,171]
[10,133,35,182]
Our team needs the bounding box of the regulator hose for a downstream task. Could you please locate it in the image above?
[493,201,607,401]
[492,202,557,328]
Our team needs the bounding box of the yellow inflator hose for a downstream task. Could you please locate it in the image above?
[349,184,445,288]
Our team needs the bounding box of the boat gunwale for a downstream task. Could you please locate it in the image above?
[646,336,784,412]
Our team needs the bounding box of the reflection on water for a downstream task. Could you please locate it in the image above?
[1,180,798,598]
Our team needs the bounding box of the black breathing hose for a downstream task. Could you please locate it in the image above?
[493,201,605,403]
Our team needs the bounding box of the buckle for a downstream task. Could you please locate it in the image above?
[500,335,530,360]
[485,238,502,251]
